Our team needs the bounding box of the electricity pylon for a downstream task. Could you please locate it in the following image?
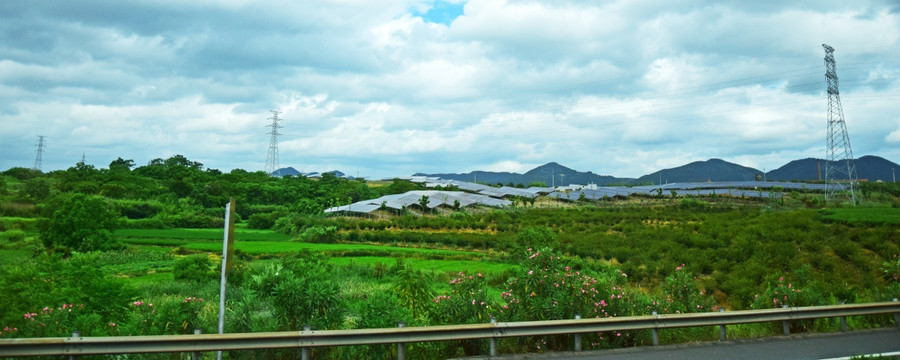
[822,44,858,205]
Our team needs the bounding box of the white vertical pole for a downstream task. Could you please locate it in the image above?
[216,201,231,360]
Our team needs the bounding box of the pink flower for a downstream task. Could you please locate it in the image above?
[109,323,117,327]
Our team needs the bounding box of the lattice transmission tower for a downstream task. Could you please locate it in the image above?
[32,135,46,171]
[822,44,858,204]
[264,110,283,176]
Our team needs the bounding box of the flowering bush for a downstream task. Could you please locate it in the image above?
[432,272,493,325]
[498,248,651,351]
[1,303,105,338]
[432,271,493,356]
[750,265,829,332]
[655,263,717,314]
[116,296,212,335]
[751,265,828,310]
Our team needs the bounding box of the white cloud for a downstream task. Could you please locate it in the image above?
[1,0,899,179]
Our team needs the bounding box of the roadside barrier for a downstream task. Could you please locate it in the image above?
[2,300,898,358]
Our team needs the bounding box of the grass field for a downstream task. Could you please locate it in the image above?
[112,227,510,288]
[115,228,291,241]
[821,207,900,225]
[116,228,487,258]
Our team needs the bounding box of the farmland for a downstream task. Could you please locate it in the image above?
[0,156,898,358]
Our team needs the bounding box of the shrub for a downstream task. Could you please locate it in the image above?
[172,254,216,283]
[297,225,338,243]
[432,271,493,356]
[0,230,27,243]
[508,227,559,258]
[40,193,123,252]
[248,211,285,230]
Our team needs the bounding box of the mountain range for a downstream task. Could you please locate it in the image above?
[416,155,899,186]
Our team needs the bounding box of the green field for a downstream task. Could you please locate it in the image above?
[821,207,900,225]
[116,228,291,241]
[111,227,510,288]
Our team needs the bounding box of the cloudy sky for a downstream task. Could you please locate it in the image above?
[2,0,899,179]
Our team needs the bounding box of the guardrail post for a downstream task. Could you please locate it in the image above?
[574,314,582,352]
[781,305,791,336]
[397,321,406,360]
[489,317,497,357]
[301,325,311,360]
[894,298,899,328]
[718,309,726,341]
[651,311,659,346]
[69,331,80,360]
[192,329,202,360]
[839,300,848,332]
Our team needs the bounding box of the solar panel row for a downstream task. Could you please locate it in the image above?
[324,190,512,214]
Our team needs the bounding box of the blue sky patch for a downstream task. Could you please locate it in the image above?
[418,0,465,25]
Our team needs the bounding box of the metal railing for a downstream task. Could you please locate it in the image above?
[2,301,898,358]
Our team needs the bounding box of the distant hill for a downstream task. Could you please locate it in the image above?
[417,162,630,186]
[637,158,761,184]
[767,155,899,182]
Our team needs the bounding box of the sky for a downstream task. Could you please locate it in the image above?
[1,0,899,180]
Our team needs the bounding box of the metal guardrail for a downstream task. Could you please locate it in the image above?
[2,301,898,357]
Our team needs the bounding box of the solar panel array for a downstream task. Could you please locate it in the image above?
[631,181,837,192]
[425,179,552,198]
[324,190,511,214]
[328,177,829,214]
[548,181,826,201]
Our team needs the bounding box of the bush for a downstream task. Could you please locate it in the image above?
[508,227,559,258]
[248,254,344,331]
[0,253,134,327]
[117,200,163,219]
[297,225,338,243]
[40,194,123,252]
[248,211,285,230]
[172,254,216,283]
[0,230,27,243]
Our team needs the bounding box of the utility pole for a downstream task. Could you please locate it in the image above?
[559,173,565,187]
[264,110,283,176]
[32,135,46,171]
[822,44,858,204]
[893,168,896,183]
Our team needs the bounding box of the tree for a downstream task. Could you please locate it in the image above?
[21,177,53,201]
[40,194,123,252]
[109,157,135,172]
[418,195,430,213]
